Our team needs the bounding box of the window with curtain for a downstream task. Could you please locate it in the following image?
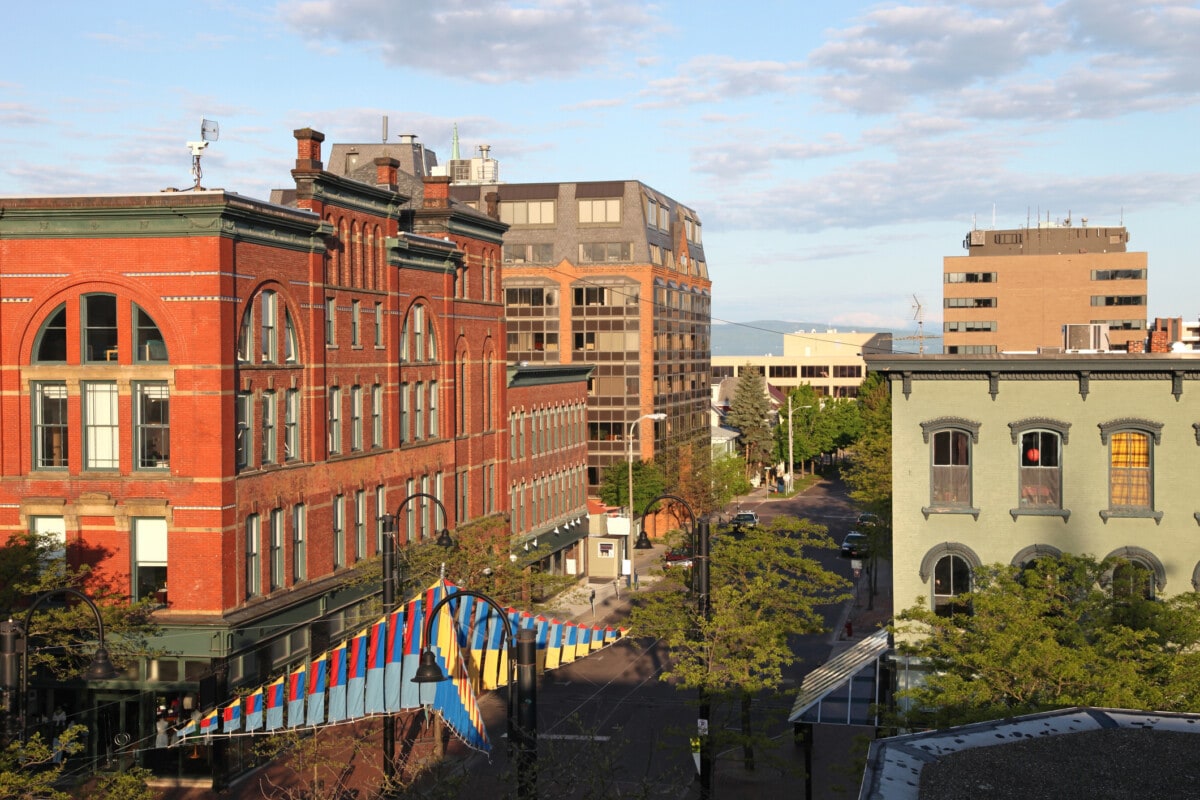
[1110,431,1151,509]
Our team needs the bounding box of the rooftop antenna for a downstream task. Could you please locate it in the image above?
[911,294,926,355]
[382,115,388,144]
[187,119,219,190]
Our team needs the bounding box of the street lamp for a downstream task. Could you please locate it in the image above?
[637,493,712,799]
[413,588,538,800]
[0,587,119,742]
[786,401,813,492]
[627,412,666,545]
[377,492,453,780]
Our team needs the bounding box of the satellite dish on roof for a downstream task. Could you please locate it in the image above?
[186,118,219,190]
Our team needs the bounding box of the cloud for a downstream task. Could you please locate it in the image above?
[637,55,804,108]
[690,131,861,181]
[562,98,625,111]
[0,103,49,127]
[279,0,662,83]
[809,0,1200,120]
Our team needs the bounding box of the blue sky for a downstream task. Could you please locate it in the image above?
[3,0,1198,336]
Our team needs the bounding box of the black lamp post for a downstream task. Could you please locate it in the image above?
[413,588,537,800]
[638,493,712,799]
[0,587,119,743]
[376,491,453,781]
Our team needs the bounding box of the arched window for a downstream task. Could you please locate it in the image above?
[933,554,972,616]
[413,305,425,361]
[82,293,118,362]
[34,304,67,363]
[1111,559,1155,600]
[134,304,167,362]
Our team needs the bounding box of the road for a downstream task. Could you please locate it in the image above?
[448,474,873,799]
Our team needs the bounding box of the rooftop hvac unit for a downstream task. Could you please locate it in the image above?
[1063,323,1109,352]
[968,230,986,246]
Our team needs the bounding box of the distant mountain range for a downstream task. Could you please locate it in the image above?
[712,320,896,357]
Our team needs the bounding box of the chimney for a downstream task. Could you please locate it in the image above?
[423,176,451,209]
[294,128,325,171]
[374,157,399,191]
[485,191,500,220]
[1127,338,1146,354]
[1149,330,1170,353]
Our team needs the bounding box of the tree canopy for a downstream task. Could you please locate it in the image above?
[597,457,667,517]
[894,553,1200,729]
[842,372,891,517]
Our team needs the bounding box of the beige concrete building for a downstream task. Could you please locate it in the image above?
[712,330,891,398]
[944,222,1147,354]
[866,352,1200,622]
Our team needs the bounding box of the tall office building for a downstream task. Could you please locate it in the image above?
[943,221,1147,353]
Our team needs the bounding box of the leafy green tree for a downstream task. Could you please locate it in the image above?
[775,385,837,477]
[597,458,667,517]
[0,724,86,800]
[631,515,849,768]
[0,531,159,681]
[724,364,772,480]
[87,766,155,800]
[893,554,1200,729]
[826,396,864,461]
[842,372,891,516]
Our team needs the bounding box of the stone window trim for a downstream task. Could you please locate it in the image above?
[1010,543,1064,568]
[918,542,983,584]
[1100,546,1166,593]
[1098,418,1164,523]
[1009,418,1072,520]
[921,418,981,519]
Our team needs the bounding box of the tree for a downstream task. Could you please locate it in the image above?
[0,724,87,800]
[597,458,667,517]
[893,554,1200,730]
[842,371,891,515]
[774,385,836,478]
[725,364,772,480]
[631,515,849,769]
[0,531,160,681]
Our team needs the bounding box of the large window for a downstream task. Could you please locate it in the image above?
[35,305,67,362]
[134,305,168,362]
[83,294,118,362]
[133,518,168,606]
[499,200,555,226]
[1110,431,1152,509]
[579,242,631,263]
[932,554,971,616]
[1019,431,1061,508]
[578,198,620,224]
[929,427,972,508]
[246,514,261,598]
[83,382,119,470]
[33,382,68,469]
[135,383,170,470]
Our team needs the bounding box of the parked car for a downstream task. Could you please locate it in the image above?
[840,531,870,559]
[857,512,880,528]
[731,511,759,530]
[664,546,693,568]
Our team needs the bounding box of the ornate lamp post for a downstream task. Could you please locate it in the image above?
[0,587,118,742]
[413,588,537,800]
[627,413,666,553]
[377,491,453,781]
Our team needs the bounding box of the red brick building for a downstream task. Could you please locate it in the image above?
[0,127,508,783]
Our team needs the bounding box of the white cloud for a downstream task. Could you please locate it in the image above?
[280,0,662,83]
[637,55,804,108]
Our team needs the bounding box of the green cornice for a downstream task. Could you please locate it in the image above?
[0,192,326,253]
[388,234,456,275]
[292,172,404,219]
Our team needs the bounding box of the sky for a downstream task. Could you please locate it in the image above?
[3,0,1199,340]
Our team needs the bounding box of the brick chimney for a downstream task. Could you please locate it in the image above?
[423,175,451,209]
[1127,338,1146,354]
[1149,330,1170,353]
[294,128,325,171]
[374,157,399,191]
[485,191,500,220]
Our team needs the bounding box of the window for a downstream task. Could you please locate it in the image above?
[928,427,973,509]
[269,509,284,591]
[458,470,469,520]
[946,345,999,354]
[134,304,168,362]
[944,321,997,332]
[375,486,386,553]
[1110,432,1152,509]
[133,518,168,605]
[415,381,425,440]
[83,294,118,362]
[135,383,170,470]
[1091,295,1145,306]
[945,272,997,283]
[236,391,252,469]
[578,198,621,224]
[332,495,345,569]
[246,514,261,598]
[284,389,299,461]
[1019,431,1062,508]
[1092,269,1146,280]
[944,297,997,308]
[1112,559,1155,600]
[399,383,409,444]
[327,387,342,455]
[429,381,439,438]
[354,490,366,561]
[371,384,383,448]
[412,305,425,361]
[238,309,253,363]
[932,554,971,616]
[35,305,67,362]
[374,302,384,348]
[33,382,68,469]
[325,297,336,345]
[261,290,277,362]
[499,200,555,226]
[350,386,363,451]
[83,382,119,470]
[292,503,307,582]
[261,391,277,465]
[833,365,863,379]
[351,300,361,346]
[769,365,797,379]
[579,242,631,263]
[284,311,298,363]
[31,516,66,565]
